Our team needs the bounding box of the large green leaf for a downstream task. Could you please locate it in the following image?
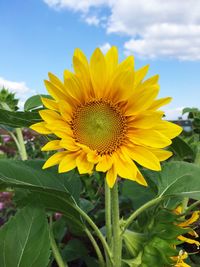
[170,137,195,161]
[146,161,200,199]
[0,159,85,233]
[24,94,52,111]
[0,205,50,267]
[121,180,156,209]
[0,109,41,128]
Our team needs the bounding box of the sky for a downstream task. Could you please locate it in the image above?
[0,0,200,119]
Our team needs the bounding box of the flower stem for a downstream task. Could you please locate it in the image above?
[85,228,105,267]
[49,217,68,267]
[105,181,112,246]
[15,128,28,160]
[111,182,121,267]
[123,196,163,231]
[75,205,113,265]
[105,181,112,267]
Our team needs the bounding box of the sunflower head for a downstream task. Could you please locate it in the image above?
[30,47,182,188]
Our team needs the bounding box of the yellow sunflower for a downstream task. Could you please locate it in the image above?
[30,47,182,188]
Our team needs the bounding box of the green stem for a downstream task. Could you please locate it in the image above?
[75,206,113,265]
[15,128,28,160]
[85,228,105,267]
[182,197,189,212]
[105,181,112,267]
[111,182,121,267]
[105,181,112,247]
[49,218,68,267]
[124,197,163,232]
[184,200,200,215]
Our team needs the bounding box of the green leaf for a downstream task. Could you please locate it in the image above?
[0,159,85,233]
[24,94,52,111]
[146,161,200,199]
[170,137,195,161]
[0,109,41,128]
[0,205,50,267]
[61,239,88,262]
[122,180,156,209]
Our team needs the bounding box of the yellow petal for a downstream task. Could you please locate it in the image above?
[53,128,74,139]
[41,140,62,151]
[64,71,84,103]
[58,100,73,121]
[44,80,68,101]
[87,150,100,163]
[39,109,62,123]
[48,72,66,92]
[126,145,161,171]
[154,121,183,139]
[73,56,93,97]
[135,169,148,186]
[90,48,107,98]
[129,111,163,129]
[96,155,113,172]
[126,85,160,115]
[128,129,172,148]
[141,74,159,87]
[43,151,67,169]
[113,152,137,180]
[111,70,134,101]
[76,152,94,174]
[148,148,173,161]
[74,48,89,68]
[106,165,117,188]
[178,211,200,227]
[58,152,79,173]
[105,46,118,80]
[148,97,172,111]
[60,138,79,151]
[41,97,59,111]
[178,235,200,246]
[134,65,149,88]
[30,122,51,134]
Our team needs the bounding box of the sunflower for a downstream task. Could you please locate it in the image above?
[30,47,182,188]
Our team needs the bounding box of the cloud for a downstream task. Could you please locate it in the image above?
[85,15,100,26]
[0,77,34,109]
[99,42,111,53]
[43,0,200,61]
[164,107,187,120]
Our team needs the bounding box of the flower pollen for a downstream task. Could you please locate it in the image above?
[70,100,127,155]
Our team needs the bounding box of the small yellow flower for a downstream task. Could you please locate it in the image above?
[31,47,182,188]
[172,250,190,267]
[175,206,200,247]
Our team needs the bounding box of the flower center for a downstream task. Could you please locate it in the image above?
[71,100,127,155]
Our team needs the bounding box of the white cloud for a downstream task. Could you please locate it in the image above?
[164,107,187,120]
[43,0,200,61]
[0,77,34,109]
[85,15,100,26]
[99,42,111,53]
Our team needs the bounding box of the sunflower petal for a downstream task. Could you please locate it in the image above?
[126,145,161,171]
[41,140,62,151]
[148,97,172,111]
[30,122,51,134]
[41,97,58,111]
[90,48,107,98]
[128,129,172,148]
[106,165,117,188]
[58,152,78,173]
[96,155,113,172]
[154,121,183,139]
[76,152,94,174]
[43,151,67,169]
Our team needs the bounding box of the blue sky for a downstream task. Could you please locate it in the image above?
[0,0,199,119]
